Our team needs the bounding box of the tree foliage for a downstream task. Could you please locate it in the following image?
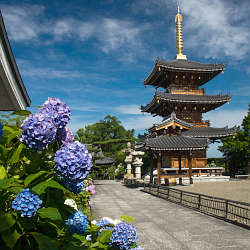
[219,105,250,176]
[76,115,136,164]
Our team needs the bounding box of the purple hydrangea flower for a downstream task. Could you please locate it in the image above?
[56,127,74,146]
[110,223,137,250]
[54,141,92,182]
[0,122,3,140]
[39,97,70,129]
[68,181,83,194]
[20,112,57,150]
[12,188,42,217]
[66,210,88,235]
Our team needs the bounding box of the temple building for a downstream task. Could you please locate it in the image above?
[139,7,236,185]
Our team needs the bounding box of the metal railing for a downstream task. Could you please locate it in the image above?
[143,183,250,228]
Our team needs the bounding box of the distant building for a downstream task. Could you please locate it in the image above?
[0,11,30,111]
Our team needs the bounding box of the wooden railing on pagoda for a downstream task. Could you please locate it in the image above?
[193,120,210,127]
[171,88,205,95]
[143,183,250,229]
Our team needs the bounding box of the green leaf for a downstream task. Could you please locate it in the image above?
[38,207,62,221]
[6,130,21,144]
[0,178,13,189]
[10,110,31,116]
[2,228,20,248]
[0,166,7,179]
[3,126,15,134]
[31,232,57,250]
[32,179,66,195]
[97,230,112,243]
[8,143,24,164]
[0,212,16,232]
[120,215,134,223]
[24,171,47,186]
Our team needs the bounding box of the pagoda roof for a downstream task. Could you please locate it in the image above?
[144,135,208,151]
[148,112,194,132]
[95,157,115,166]
[143,58,225,88]
[141,91,231,114]
[182,126,237,139]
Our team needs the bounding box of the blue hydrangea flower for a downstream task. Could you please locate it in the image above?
[39,97,70,129]
[0,122,3,140]
[54,141,92,182]
[96,219,111,227]
[110,222,137,250]
[133,247,144,250]
[68,181,83,194]
[66,210,88,235]
[12,188,42,217]
[20,113,57,150]
[56,126,74,146]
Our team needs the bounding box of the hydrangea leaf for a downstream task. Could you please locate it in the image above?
[120,215,134,223]
[0,178,14,190]
[31,232,57,250]
[8,143,24,164]
[38,207,62,221]
[97,230,112,243]
[6,130,21,144]
[24,171,47,186]
[0,166,7,179]
[10,110,32,116]
[32,179,66,195]
[2,228,21,248]
[0,212,16,232]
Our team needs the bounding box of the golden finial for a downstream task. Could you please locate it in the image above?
[175,6,187,60]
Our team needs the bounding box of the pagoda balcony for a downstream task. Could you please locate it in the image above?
[193,120,210,127]
[171,88,205,95]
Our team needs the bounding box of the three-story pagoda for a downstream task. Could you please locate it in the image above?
[139,7,236,185]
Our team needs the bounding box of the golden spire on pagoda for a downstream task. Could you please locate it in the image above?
[175,6,187,60]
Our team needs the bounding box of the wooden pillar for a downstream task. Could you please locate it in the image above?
[149,151,153,184]
[188,152,193,184]
[157,153,161,185]
[178,154,182,185]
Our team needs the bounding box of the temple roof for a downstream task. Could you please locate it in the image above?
[148,112,194,132]
[95,157,115,166]
[0,12,31,110]
[144,135,208,151]
[157,58,225,72]
[182,126,237,139]
[141,91,231,114]
[143,59,225,87]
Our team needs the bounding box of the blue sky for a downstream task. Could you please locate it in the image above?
[1,0,249,157]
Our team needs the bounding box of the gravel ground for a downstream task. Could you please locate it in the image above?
[175,180,250,203]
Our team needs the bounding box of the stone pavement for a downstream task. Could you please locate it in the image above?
[93,180,250,250]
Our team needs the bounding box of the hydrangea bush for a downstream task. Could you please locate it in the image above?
[0,98,142,250]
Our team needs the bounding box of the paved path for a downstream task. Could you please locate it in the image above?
[93,180,250,250]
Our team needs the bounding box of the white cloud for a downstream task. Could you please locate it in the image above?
[115,105,141,115]
[16,59,85,79]
[1,5,48,41]
[122,115,162,130]
[179,0,250,60]
[203,109,247,128]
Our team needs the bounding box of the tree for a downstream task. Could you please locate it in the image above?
[219,105,250,177]
[75,115,136,166]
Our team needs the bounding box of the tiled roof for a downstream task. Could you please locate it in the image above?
[143,58,225,87]
[182,126,237,139]
[148,112,194,131]
[141,91,231,113]
[95,157,115,165]
[144,135,208,151]
[156,58,225,71]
